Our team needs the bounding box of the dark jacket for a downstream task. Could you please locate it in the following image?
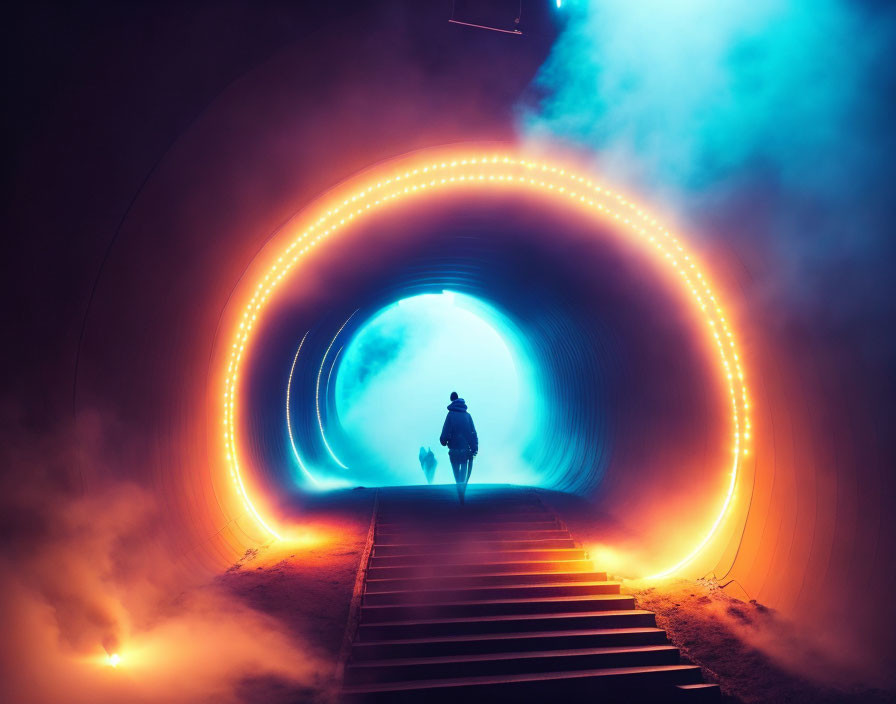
[439,398,478,455]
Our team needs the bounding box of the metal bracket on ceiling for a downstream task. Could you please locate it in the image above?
[449,0,523,35]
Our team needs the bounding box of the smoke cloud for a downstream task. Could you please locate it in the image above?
[519,2,896,681]
[519,0,896,347]
[333,293,536,487]
[631,579,895,698]
[0,406,328,704]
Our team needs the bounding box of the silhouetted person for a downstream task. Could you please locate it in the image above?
[418,446,437,484]
[439,391,478,503]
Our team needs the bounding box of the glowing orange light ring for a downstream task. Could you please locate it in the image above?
[221,151,751,575]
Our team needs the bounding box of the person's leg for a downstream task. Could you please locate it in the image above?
[449,451,465,503]
[464,456,474,484]
[449,455,462,483]
[457,455,472,504]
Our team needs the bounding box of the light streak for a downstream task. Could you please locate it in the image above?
[285,331,317,485]
[220,150,751,576]
[325,345,343,410]
[314,312,357,470]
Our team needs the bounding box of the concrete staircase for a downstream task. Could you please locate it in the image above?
[341,485,719,703]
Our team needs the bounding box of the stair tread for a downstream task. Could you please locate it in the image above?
[363,594,631,611]
[367,570,607,585]
[350,644,679,669]
[357,627,666,648]
[366,561,597,580]
[376,515,564,532]
[371,559,592,568]
[677,683,720,689]
[377,509,557,526]
[379,528,568,532]
[361,609,654,628]
[342,664,701,694]
[346,487,711,698]
[366,581,619,597]
[373,546,584,559]
[376,539,575,548]
[377,526,571,542]
[378,515,554,519]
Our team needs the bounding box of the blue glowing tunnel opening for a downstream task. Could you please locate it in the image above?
[332,291,540,487]
[244,197,728,573]
[257,202,675,499]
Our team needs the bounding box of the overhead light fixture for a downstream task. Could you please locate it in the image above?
[449,0,522,35]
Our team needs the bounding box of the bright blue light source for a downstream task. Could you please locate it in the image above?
[334,292,539,487]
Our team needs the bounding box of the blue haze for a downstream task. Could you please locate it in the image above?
[521,0,896,352]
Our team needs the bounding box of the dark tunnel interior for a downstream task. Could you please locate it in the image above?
[5,2,896,699]
[240,194,730,574]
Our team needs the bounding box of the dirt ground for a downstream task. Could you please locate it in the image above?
[218,487,376,702]
[213,487,894,703]
[537,488,894,703]
[626,578,894,704]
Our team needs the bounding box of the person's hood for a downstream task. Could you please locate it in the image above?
[447,398,468,412]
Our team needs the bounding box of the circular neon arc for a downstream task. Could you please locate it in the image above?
[314,311,357,470]
[286,331,318,485]
[221,150,751,576]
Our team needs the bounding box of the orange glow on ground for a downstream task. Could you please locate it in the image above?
[215,146,752,577]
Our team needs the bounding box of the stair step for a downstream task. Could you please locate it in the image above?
[367,560,596,580]
[361,594,636,623]
[351,627,669,660]
[345,644,681,684]
[376,529,572,543]
[675,683,722,701]
[376,513,554,524]
[377,518,554,524]
[378,492,536,499]
[341,664,704,702]
[364,581,620,605]
[377,518,559,531]
[377,507,545,517]
[370,548,588,567]
[373,538,578,555]
[365,570,609,593]
[377,507,546,514]
[345,487,714,702]
[376,513,559,532]
[358,609,657,640]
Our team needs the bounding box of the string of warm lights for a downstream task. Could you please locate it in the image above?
[220,152,750,575]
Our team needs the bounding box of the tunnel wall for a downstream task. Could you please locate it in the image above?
[69,29,896,674]
[209,164,739,578]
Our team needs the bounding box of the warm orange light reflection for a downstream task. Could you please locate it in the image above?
[279,529,327,549]
[219,149,752,577]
